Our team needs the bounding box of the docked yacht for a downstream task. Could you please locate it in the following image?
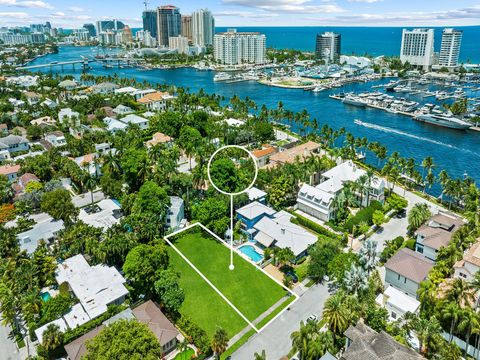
[414,114,471,130]
[213,72,231,82]
[312,86,325,93]
[342,95,366,107]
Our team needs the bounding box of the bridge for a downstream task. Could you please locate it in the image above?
[16,57,145,71]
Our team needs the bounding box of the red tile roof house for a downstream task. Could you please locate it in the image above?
[0,164,21,182]
[12,173,40,198]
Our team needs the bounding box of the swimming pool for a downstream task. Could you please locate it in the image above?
[40,292,51,302]
[238,245,264,263]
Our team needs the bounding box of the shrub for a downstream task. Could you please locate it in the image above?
[177,316,211,355]
[37,294,75,327]
[290,213,341,240]
[345,201,383,233]
[379,236,405,264]
[385,193,408,212]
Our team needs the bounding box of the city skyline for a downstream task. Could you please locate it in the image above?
[0,0,480,28]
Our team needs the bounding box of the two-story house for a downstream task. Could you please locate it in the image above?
[44,131,66,148]
[384,248,434,299]
[415,212,465,261]
[0,134,30,154]
[454,238,480,281]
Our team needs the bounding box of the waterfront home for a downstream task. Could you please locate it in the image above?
[252,144,278,167]
[58,108,80,127]
[119,114,149,130]
[0,164,21,182]
[145,132,173,148]
[6,75,38,87]
[114,86,138,95]
[44,131,66,148]
[58,79,78,91]
[166,196,185,231]
[103,117,128,133]
[137,91,173,111]
[375,285,420,322]
[384,248,434,299]
[24,91,40,105]
[342,320,424,359]
[267,141,322,168]
[454,237,480,281]
[0,134,29,154]
[55,254,129,319]
[297,160,385,222]
[415,212,465,261]
[90,82,119,95]
[112,104,133,116]
[63,301,181,360]
[17,214,64,254]
[12,173,40,197]
[78,199,123,230]
[30,116,56,127]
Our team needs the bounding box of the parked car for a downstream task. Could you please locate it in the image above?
[307,314,318,323]
[286,271,299,283]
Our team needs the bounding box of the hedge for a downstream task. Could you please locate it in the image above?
[290,213,341,240]
[345,201,383,232]
[177,316,211,355]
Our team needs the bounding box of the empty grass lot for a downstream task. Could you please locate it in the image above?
[168,229,288,337]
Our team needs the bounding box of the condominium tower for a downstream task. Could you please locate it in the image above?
[142,9,158,40]
[214,29,266,65]
[192,9,215,46]
[181,15,192,41]
[400,28,435,70]
[315,32,341,63]
[156,5,181,47]
[439,28,462,68]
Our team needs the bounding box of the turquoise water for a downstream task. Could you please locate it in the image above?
[40,292,51,302]
[27,46,480,193]
[239,245,264,263]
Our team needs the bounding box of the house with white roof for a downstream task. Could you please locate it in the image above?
[375,286,420,321]
[90,82,119,94]
[58,108,80,127]
[113,104,133,116]
[114,86,138,95]
[35,318,68,344]
[44,131,66,148]
[166,196,185,231]
[78,199,123,230]
[297,160,385,222]
[119,114,149,130]
[41,98,58,109]
[236,201,317,261]
[55,254,129,320]
[59,79,78,91]
[246,186,267,203]
[17,214,64,254]
[103,117,128,133]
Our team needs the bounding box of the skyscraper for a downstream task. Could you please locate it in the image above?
[96,20,125,35]
[142,9,158,40]
[192,9,215,46]
[439,28,462,68]
[83,23,96,37]
[400,28,435,70]
[214,29,266,65]
[156,5,181,47]
[181,15,192,42]
[315,32,341,63]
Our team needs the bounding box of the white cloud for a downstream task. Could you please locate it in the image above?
[0,0,53,9]
[68,6,85,13]
[0,11,29,18]
[348,0,383,3]
[222,0,345,13]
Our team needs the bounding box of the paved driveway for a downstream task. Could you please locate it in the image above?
[231,283,330,360]
[0,318,19,360]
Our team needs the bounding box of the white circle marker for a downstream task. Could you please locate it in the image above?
[207,145,259,271]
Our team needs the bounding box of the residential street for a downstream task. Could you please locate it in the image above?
[0,318,20,360]
[231,283,330,360]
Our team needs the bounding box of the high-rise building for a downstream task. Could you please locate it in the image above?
[122,25,133,44]
[214,29,266,65]
[400,28,435,70]
[181,15,192,42]
[192,9,214,46]
[156,5,181,47]
[169,36,189,54]
[439,28,462,68]
[142,10,158,40]
[96,20,125,35]
[315,32,341,63]
[83,23,96,37]
[72,29,90,41]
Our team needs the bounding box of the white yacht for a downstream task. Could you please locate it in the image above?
[213,72,231,82]
[414,114,471,130]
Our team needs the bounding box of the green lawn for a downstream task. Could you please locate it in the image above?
[168,229,288,337]
[173,348,195,360]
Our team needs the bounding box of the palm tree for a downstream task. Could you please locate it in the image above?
[254,350,267,360]
[358,238,377,274]
[412,315,443,357]
[344,264,368,295]
[42,323,64,352]
[441,302,461,342]
[322,292,349,336]
[212,327,229,359]
[407,203,431,233]
[446,278,475,307]
[458,308,479,355]
[83,174,97,206]
[291,320,323,359]
[417,279,437,312]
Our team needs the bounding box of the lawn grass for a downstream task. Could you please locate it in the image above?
[168,247,248,338]
[173,348,195,360]
[168,227,290,339]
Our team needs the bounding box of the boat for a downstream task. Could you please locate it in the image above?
[414,114,471,130]
[312,86,325,93]
[342,95,366,107]
[213,72,231,82]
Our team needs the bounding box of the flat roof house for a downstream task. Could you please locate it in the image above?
[119,114,149,130]
[166,196,185,231]
[90,82,119,94]
[384,248,434,299]
[44,131,66,148]
[236,201,276,230]
[78,199,123,230]
[17,214,64,254]
[375,285,420,322]
[342,321,424,359]
[415,212,465,261]
[55,254,129,319]
[454,237,480,281]
[58,108,80,127]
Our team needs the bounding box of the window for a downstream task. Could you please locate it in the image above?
[397,274,401,281]
[391,312,397,319]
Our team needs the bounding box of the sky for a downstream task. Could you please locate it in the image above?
[0,0,480,28]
